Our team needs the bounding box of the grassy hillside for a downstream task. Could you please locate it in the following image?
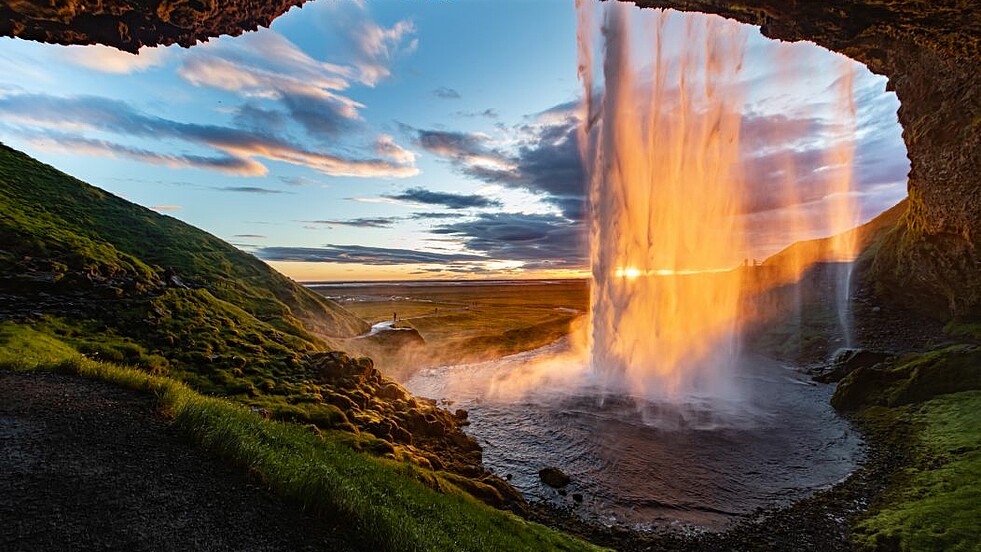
[0,144,517,501]
[0,143,367,340]
[0,142,368,380]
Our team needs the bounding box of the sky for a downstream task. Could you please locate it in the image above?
[0,0,909,281]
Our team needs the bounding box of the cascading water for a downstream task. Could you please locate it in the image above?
[577,3,750,402]
[827,62,860,349]
[576,1,862,396]
[407,4,875,528]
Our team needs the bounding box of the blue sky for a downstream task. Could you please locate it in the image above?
[0,0,909,280]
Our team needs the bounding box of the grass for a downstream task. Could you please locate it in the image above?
[0,143,391,448]
[1,350,604,552]
[851,391,981,551]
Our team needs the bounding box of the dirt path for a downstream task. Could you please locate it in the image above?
[0,371,352,552]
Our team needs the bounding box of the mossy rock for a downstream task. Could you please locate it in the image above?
[833,346,981,411]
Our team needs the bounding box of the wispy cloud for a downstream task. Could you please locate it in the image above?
[455,108,499,119]
[256,244,486,265]
[215,186,291,194]
[150,205,182,212]
[301,218,396,228]
[56,45,172,74]
[279,175,325,186]
[381,187,502,209]
[345,13,417,86]
[178,31,363,139]
[0,93,418,178]
[18,131,266,175]
[433,87,461,99]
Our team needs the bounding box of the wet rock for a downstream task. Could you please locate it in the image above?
[572,493,583,503]
[539,467,571,488]
[814,349,894,383]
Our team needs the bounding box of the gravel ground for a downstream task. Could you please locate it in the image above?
[0,371,353,552]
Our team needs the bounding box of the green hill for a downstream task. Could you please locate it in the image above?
[0,143,507,481]
[0,142,370,382]
[0,143,367,340]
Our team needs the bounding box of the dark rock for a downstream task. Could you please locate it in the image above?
[814,349,894,383]
[539,467,571,488]
[572,493,583,503]
[453,408,468,421]
[833,346,981,411]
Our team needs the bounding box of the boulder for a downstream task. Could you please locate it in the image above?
[538,467,571,488]
[814,349,894,383]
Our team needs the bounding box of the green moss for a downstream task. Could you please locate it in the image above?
[852,392,981,551]
[832,345,981,411]
[943,319,981,340]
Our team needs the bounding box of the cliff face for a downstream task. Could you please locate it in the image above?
[0,0,978,315]
[0,0,307,52]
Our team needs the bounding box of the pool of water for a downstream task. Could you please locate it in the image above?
[404,339,864,531]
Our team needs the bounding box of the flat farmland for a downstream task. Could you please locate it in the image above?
[307,280,588,379]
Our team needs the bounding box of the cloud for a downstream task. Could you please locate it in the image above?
[374,134,416,165]
[410,115,585,219]
[18,131,266,175]
[301,218,396,228]
[430,212,586,268]
[177,32,362,140]
[409,212,463,220]
[256,244,486,265]
[346,16,417,86]
[299,212,462,229]
[150,205,182,212]
[56,45,171,74]
[433,87,461,99]
[215,186,291,194]
[279,175,325,186]
[233,234,267,238]
[455,108,499,119]
[0,93,418,178]
[381,187,503,209]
